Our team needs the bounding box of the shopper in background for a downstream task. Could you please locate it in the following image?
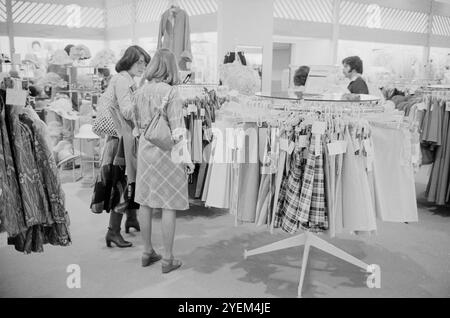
[96,45,151,248]
[342,56,369,94]
[135,48,194,273]
[64,44,75,56]
[293,65,310,88]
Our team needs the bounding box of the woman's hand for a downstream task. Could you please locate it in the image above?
[184,162,195,175]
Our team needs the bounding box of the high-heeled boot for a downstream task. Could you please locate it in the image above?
[125,209,140,233]
[105,212,132,248]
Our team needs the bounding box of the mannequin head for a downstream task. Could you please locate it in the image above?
[342,56,364,79]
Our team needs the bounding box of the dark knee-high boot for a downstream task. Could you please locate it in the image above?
[106,212,132,248]
[125,209,140,233]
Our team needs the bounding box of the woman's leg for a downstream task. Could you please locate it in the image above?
[161,209,177,259]
[139,205,154,254]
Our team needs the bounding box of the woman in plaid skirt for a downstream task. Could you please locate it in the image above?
[135,49,194,274]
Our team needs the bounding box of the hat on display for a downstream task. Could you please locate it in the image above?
[36,72,67,88]
[90,49,116,68]
[70,45,92,61]
[47,98,79,120]
[75,124,100,139]
[49,50,73,65]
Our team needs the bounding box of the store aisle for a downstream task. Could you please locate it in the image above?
[0,167,449,298]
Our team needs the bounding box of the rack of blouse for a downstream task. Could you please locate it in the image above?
[415,86,450,206]
[0,80,71,254]
[211,94,419,297]
[177,84,228,201]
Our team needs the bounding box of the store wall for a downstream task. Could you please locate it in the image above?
[217,0,274,93]
[272,43,291,91]
[291,39,333,66]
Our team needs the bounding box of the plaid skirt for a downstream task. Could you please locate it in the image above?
[280,148,306,234]
[296,134,328,233]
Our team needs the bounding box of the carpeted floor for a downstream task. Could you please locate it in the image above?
[0,166,449,298]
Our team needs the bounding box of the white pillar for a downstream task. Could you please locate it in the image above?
[6,0,15,58]
[331,0,341,65]
[217,0,274,93]
[424,0,434,78]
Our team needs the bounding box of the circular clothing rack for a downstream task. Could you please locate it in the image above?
[255,91,381,103]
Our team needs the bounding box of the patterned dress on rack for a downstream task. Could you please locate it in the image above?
[296,134,328,233]
[135,82,189,210]
[0,93,26,236]
[279,146,306,234]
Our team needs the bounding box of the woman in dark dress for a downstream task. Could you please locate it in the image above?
[342,56,369,94]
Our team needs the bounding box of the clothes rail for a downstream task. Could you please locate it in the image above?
[242,97,388,297]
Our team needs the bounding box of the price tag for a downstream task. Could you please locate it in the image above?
[297,135,308,148]
[287,141,295,154]
[314,135,321,157]
[280,138,289,152]
[200,108,205,116]
[6,88,27,106]
[312,121,327,135]
[446,102,450,112]
[327,140,348,155]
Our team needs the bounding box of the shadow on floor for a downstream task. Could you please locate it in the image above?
[416,192,450,218]
[178,230,433,298]
[151,205,229,221]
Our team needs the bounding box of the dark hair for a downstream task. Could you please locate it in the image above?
[32,41,41,48]
[293,65,310,86]
[115,45,151,73]
[342,56,363,74]
[64,44,74,55]
[224,51,247,65]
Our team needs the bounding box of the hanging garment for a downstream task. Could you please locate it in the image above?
[192,118,203,163]
[341,127,377,233]
[157,7,192,70]
[279,145,306,234]
[426,100,450,205]
[296,134,328,233]
[204,119,233,208]
[0,94,26,236]
[371,122,418,222]
[7,107,48,228]
[236,122,260,223]
[2,103,70,253]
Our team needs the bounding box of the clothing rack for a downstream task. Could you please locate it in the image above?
[242,96,385,297]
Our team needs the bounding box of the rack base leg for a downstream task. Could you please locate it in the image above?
[244,233,307,259]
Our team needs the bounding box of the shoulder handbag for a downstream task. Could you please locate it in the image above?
[143,87,174,151]
[93,102,119,138]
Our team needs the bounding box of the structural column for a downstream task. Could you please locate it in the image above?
[331,0,341,65]
[423,0,434,78]
[217,0,274,93]
[6,0,15,59]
